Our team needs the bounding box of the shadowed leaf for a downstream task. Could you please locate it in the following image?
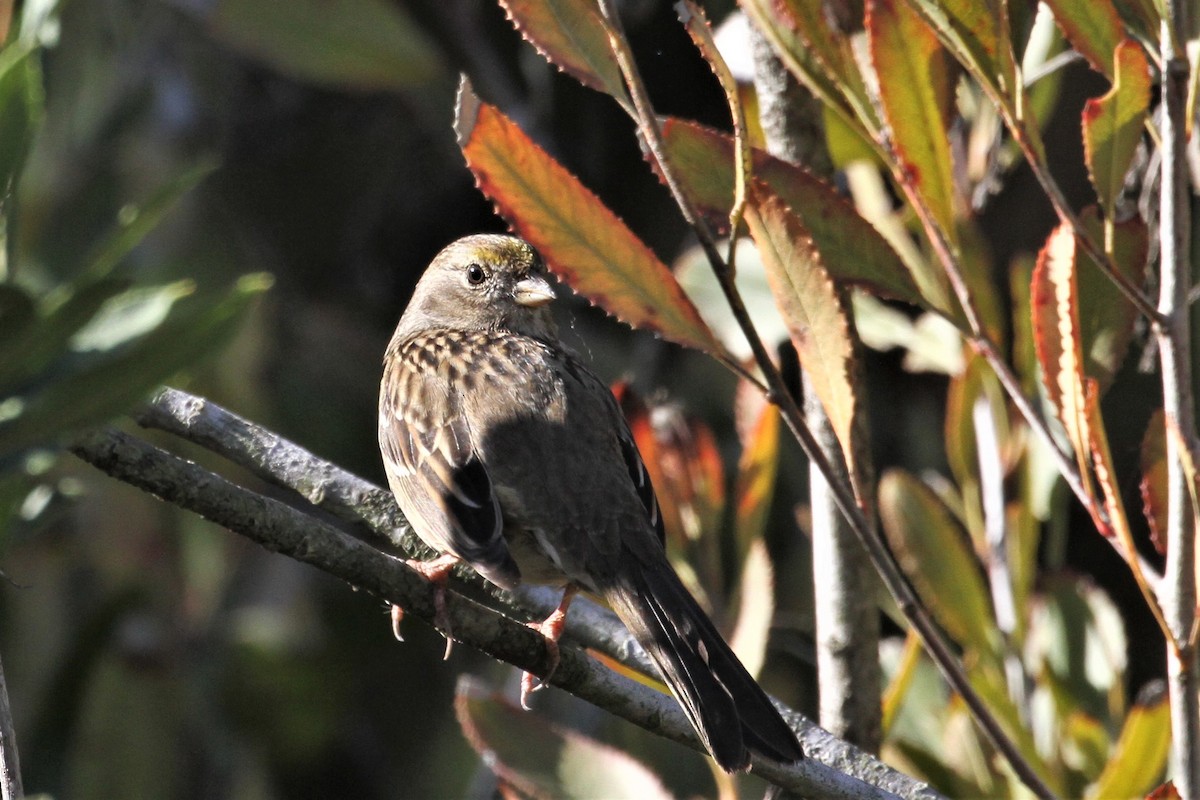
[207,0,440,91]
[868,0,959,241]
[455,677,675,800]
[1139,409,1168,556]
[0,43,43,195]
[659,118,923,307]
[1082,40,1150,219]
[499,0,629,109]
[744,182,859,480]
[879,469,996,653]
[455,81,722,356]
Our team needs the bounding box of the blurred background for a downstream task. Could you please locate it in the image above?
[0,0,1168,797]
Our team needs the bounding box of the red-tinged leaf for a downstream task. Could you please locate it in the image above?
[867,0,959,240]
[1082,40,1150,219]
[1042,0,1124,78]
[903,0,1019,101]
[1140,408,1168,555]
[455,80,722,357]
[454,677,674,800]
[732,399,780,558]
[614,383,684,550]
[1086,379,1171,638]
[1030,223,1098,489]
[745,182,860,481]
[499,0,630,109]
[879,469,997,653]
[1089,684,1170,799]
[1148,782,1183,800]
[659,118,923,307]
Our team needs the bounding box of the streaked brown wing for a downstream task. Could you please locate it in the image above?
[379,350,519,589]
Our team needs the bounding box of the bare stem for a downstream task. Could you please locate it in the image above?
[595,2,1056,796]
[1158,3,1200,794]
[0,650,22,800]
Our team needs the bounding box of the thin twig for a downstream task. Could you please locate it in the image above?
[594,2,1057,797]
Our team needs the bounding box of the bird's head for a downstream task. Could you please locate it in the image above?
[398,234,558,341]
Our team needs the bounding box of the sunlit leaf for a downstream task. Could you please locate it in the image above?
[1088,683,1169,799]
[744,182,860,480]
[1082,40,1150,220]
[454,677,675,800]
[499,0,629,109]
[732,398,780,559]
[1041,0,1124,78]
[903,0,1019,101]
[878,469,996,653]
[868,0,959,241]
[1031,223,1096,492]
[455,81,723,357]
[738,0,872,134]
[659,118,923,307]
[728,538,774,677]
[206,0,440,91]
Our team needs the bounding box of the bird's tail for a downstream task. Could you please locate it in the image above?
[601,559,804,773]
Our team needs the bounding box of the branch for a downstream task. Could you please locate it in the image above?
[0,649,22,800]
[1157,2,1200,794]
[69,406,942,799]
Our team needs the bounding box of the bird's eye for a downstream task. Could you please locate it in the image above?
[465,263,486,286]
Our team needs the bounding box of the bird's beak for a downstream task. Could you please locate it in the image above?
[513,275,556,307]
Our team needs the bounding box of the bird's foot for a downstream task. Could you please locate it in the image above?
[520,585,578,709]
[395,554,460,659]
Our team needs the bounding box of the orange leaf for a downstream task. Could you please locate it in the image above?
[1139,408,1168,556]
[1042,0,1124,78]
[498,0,630,109]
[455,79,722,357]
[744,181,859,481]
[732,399,780,559]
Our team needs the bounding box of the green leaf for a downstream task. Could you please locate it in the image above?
[868,0,959,242]
[744,182,861,482]
[454,677,675,800]
[659,118,923,307]
[207,0,440,91]
[85,160,217,277]
[0,278,130,394]
[1042,0,1125,78]
[0,273,271,458]
[1088,685,1169,797]
[454,80,722,356]
[903,0,1019,101]
[1082,40,1150,219]
[499,0,629,110]
[878,469,997,654]
[0,42,43,195]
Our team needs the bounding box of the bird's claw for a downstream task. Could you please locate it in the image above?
[518,585,577,709]
[394,554,460,656]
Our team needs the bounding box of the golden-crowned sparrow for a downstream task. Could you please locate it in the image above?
[378,234,803,772]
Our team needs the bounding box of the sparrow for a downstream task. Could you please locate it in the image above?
[378,233,803,772]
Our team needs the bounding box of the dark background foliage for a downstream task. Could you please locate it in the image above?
[1,0,1166,797]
